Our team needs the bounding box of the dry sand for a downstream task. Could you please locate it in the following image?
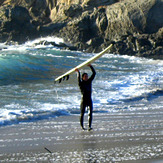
[0,101,163,162]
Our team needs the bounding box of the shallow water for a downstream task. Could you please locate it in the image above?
[0,36,163,126]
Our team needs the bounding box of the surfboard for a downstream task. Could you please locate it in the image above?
[54,44,113,83]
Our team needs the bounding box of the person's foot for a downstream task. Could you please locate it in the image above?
[88,127,93,131]
[81,127,86,131]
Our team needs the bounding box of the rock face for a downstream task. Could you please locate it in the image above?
[0,0,162,59]
[0,5,38,43]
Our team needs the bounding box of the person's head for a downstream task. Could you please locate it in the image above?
[82,73,88,81]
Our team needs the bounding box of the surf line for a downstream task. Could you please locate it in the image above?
[54,44,113,83]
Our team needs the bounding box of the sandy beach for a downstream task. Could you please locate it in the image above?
[0,97,163,162]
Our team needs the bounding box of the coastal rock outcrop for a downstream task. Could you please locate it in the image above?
[0,0,162,58]
[0,5,38,43]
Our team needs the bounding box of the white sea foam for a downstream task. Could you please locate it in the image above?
[25,36,64,47]
[0,36,65,52]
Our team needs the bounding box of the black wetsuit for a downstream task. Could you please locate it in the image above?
[77,66,96,129]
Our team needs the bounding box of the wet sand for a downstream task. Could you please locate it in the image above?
[0,99,163,162]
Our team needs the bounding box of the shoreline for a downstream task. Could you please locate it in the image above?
[0,104,163,162]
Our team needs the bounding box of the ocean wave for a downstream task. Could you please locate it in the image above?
[0,103,81,126]
[0,53,63,85]
[0,36,64,51]
[0,109,70,126]
[0,37,163,126]
[104,53,163,66]
[121,89,163,102]
[0,36,82,85]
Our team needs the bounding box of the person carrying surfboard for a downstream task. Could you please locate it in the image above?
[75,64,96,131]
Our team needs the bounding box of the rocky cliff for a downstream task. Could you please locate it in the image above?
[0,0,162,59]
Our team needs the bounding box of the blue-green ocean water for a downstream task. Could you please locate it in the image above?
[0,36,163,126]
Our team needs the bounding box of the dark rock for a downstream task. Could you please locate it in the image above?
[10,6,31,23]
[145,1,163,33]
[38,22,67,36]
[136,36,152,52]
[0,0,162,59]
[96,8,108,33]
[0,5,38,43]
[64,4,82,18]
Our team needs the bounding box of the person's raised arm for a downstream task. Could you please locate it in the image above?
[75,68,81,85]
[88,64,96,80]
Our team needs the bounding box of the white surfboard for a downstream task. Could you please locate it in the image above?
[54,44,113,83]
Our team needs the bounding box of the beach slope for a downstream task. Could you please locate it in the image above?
[0,99,163,162]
